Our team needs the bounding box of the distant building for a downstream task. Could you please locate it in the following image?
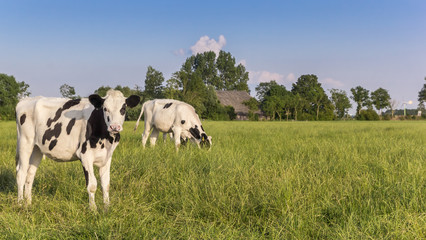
[216,90,263,120]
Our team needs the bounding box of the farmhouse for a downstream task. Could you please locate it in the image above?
[216,90,263,120]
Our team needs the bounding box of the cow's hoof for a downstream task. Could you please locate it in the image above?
[89,204,98,212]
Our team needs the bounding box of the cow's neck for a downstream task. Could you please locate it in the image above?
[86,108,118,145]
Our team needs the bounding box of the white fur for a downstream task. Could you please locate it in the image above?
[15,90,131,210]
[134,99,212,150]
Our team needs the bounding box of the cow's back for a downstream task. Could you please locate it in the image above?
[16,97,92,161]
[148,99,180,132]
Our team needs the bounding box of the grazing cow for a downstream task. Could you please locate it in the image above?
[134,99,212,150]
[15,90,140,210]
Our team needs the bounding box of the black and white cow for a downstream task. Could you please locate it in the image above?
[134,99,212,150]
[15,90,140,210]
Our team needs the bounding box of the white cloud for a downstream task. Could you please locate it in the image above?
[249,71,285,84]
[285,73,296,82]
[238,59,247,66]
[173,48,186,56]
[322,77,344,88]
[190,35,226,56]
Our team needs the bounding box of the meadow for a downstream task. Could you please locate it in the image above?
[0,120,425,239]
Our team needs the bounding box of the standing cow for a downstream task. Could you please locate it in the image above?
[15,90,140,210]
[134,99,212,150]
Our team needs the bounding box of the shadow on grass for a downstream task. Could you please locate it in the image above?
[0,168,15,193]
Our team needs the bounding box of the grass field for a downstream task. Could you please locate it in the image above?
[0,120,425,239]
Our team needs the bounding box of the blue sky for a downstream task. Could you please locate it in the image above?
[1,0,425,112]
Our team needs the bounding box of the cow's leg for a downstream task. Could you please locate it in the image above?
[81,158,97,211]
[99,158,111,208]
[149,128,159,147]
[141,122,151,148]
[172,127,182,151]
[163,133,168,143]
[16,137,34,205]
[24,146,43,205]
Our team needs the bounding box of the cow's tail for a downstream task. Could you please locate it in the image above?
[134,100,147,131]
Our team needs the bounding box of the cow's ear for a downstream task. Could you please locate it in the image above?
[126,95,140,108]
[89,94,105,109]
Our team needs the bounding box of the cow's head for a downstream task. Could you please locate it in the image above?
[200,133,212,149]
[188,125,212,149]
[89,90,140,133]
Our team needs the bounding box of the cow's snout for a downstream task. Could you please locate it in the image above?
[109,124,122,132]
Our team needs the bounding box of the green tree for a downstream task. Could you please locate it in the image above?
[291,74,329,120]
[255,81,280,102]
[144,66,165,99]
[172,58,207,114]
[418,77,426,110]
[163,77,180,100]
[350,86,370,116]
[263,95,284,120]
[94,86,112,97]
[255,81,289,120]
[18,81,30,99]
[243,97,259,111]
[60,84,79,99]
[193,51,219,87]
[0,73,30,120]
[292,93,308,121]
[216,51,249,92]
[330,89,352,119]
[282,94,294,121]
[371,87,391,117]
[164,51,250,118]
[234,63,250,92]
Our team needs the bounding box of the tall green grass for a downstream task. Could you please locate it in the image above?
[0,121,425,239]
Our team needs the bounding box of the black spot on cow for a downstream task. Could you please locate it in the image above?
[46,99,81,127]
[201,125,205,131]
[20,114,26,125]
[120,103,126,116]
[189,126,201,139]
[66,118,76,135]
[181,120,186,125]
[163,103,173,109]
[180,137,189,146]
[42,123,62,145]
[81,142,87,154]
[63,99,81,110]
[108,136,114,144]
[85,108,115,147]
[82,165,89,187]
[49,139,58,150]
[47,109,62,127]
[89,138,97,148]
[114,133,120,143]
[101,143,105,149]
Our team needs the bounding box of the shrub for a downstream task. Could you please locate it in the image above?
[357,109,380,121]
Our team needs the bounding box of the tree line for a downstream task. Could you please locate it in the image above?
[1,52,426,121]
[253,75,397,121]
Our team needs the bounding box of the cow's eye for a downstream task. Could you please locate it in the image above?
[120,106,126,115]
[104,108,107,112]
